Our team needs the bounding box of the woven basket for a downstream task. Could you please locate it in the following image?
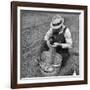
[39,50,62,76]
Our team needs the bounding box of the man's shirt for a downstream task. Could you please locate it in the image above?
[44,25,72,48]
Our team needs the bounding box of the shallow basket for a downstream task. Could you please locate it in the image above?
[40,51,62,76]
[40,64,61,76]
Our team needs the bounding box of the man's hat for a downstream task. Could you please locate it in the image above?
[50,15,64,29]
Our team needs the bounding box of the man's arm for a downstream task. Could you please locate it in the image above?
[44,28,53,41]
[44,28,53,47]
[61,28,72,48]
[53,28,72,48]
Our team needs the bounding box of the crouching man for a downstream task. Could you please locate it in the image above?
[40,15,72,72]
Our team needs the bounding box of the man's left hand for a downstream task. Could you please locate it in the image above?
[51,42,59,47]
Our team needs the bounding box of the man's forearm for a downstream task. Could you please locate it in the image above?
[58,43,72,48]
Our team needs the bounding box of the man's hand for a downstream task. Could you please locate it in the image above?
[51,42,59,47]
[51,43,71,48]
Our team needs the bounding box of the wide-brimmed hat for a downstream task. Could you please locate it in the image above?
[50,15,64,29]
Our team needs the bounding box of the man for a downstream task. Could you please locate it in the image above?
[40,15,72,72]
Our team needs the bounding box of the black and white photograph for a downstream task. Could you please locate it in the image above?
[18,7,83,82]
[11,1,87,88]
[20,10,79,78]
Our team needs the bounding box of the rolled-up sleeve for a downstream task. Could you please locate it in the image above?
[44,28,53,41]
[64,28,72,47]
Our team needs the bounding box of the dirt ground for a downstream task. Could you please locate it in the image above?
[20,10,79,78]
